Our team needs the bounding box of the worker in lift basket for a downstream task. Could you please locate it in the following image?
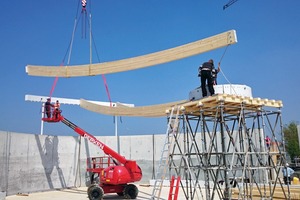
[45,98,53,118]
[53,100,61,119]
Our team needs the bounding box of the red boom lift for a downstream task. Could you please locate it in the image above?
[42,109,142,199]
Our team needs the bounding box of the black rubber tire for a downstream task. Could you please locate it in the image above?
[117,192,124,196]
[88,185,104,200]
[123,184,138,199]
[87,184,98,195]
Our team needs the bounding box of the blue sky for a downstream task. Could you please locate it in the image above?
[0,0,299,136]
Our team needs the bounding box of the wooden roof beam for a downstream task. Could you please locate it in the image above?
[26,30,237,77]
[79,94,283,118]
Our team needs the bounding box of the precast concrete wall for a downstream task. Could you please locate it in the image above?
[0,131,84,196]
[0,128,267,196]
[0,131,162,196]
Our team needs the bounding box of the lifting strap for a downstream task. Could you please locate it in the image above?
[218,45,238,95]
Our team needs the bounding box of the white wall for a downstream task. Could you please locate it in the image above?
[0,131,158,196]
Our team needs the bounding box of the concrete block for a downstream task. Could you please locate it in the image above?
[0,191,6,200]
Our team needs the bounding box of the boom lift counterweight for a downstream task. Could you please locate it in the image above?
[42,110,142,200]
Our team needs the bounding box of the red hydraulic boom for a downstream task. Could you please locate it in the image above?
[42,109,142,199]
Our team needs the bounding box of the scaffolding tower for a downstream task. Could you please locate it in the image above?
[152,94,296,200]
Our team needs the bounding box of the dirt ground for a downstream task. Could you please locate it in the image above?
[5,185,185,200]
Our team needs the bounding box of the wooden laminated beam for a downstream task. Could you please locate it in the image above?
[26,30,237,77]
[80,99,188,117]
[80,94,283,117]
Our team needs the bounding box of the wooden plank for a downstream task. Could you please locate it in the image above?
[80,99,188,117]
[79,94,282,117]
[232,186,300,199]
[26,30,237,77]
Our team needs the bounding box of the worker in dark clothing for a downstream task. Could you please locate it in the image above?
[45,98,53,118]
[199,59,215,97]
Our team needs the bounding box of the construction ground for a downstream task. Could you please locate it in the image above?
[5,186,180,200]
[5,185,300,200]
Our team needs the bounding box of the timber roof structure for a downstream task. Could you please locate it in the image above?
[80,94,283,117]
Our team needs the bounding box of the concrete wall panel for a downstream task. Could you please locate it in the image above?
[3,133,81,195]
[153,134,167,161]
[0,131,8,194]
[129,135,153,160]
[119,136,131,159]
[0,131,164,196]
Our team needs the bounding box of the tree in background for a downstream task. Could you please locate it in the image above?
[283,121,300,162]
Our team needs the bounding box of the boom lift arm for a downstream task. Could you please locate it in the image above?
[42,112,142,199]
[61,117,129,166]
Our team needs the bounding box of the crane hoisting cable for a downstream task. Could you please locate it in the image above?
[47,0,113,106]
[223,0,239,10]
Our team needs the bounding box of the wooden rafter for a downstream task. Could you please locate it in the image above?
[80,94,283,117]
[26,30,237,77]
[80,99,188,117]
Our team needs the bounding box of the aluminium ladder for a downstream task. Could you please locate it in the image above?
[151,106,180,200]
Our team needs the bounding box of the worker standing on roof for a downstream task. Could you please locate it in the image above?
[199,59,216,97]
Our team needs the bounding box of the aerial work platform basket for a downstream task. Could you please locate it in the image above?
[41,102,62,122]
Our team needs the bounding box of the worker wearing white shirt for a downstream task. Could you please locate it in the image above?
[282,163,295,185]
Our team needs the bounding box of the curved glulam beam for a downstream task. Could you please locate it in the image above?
[80,99,187,117]
[26,30,237,77]
[80,94,283,117]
